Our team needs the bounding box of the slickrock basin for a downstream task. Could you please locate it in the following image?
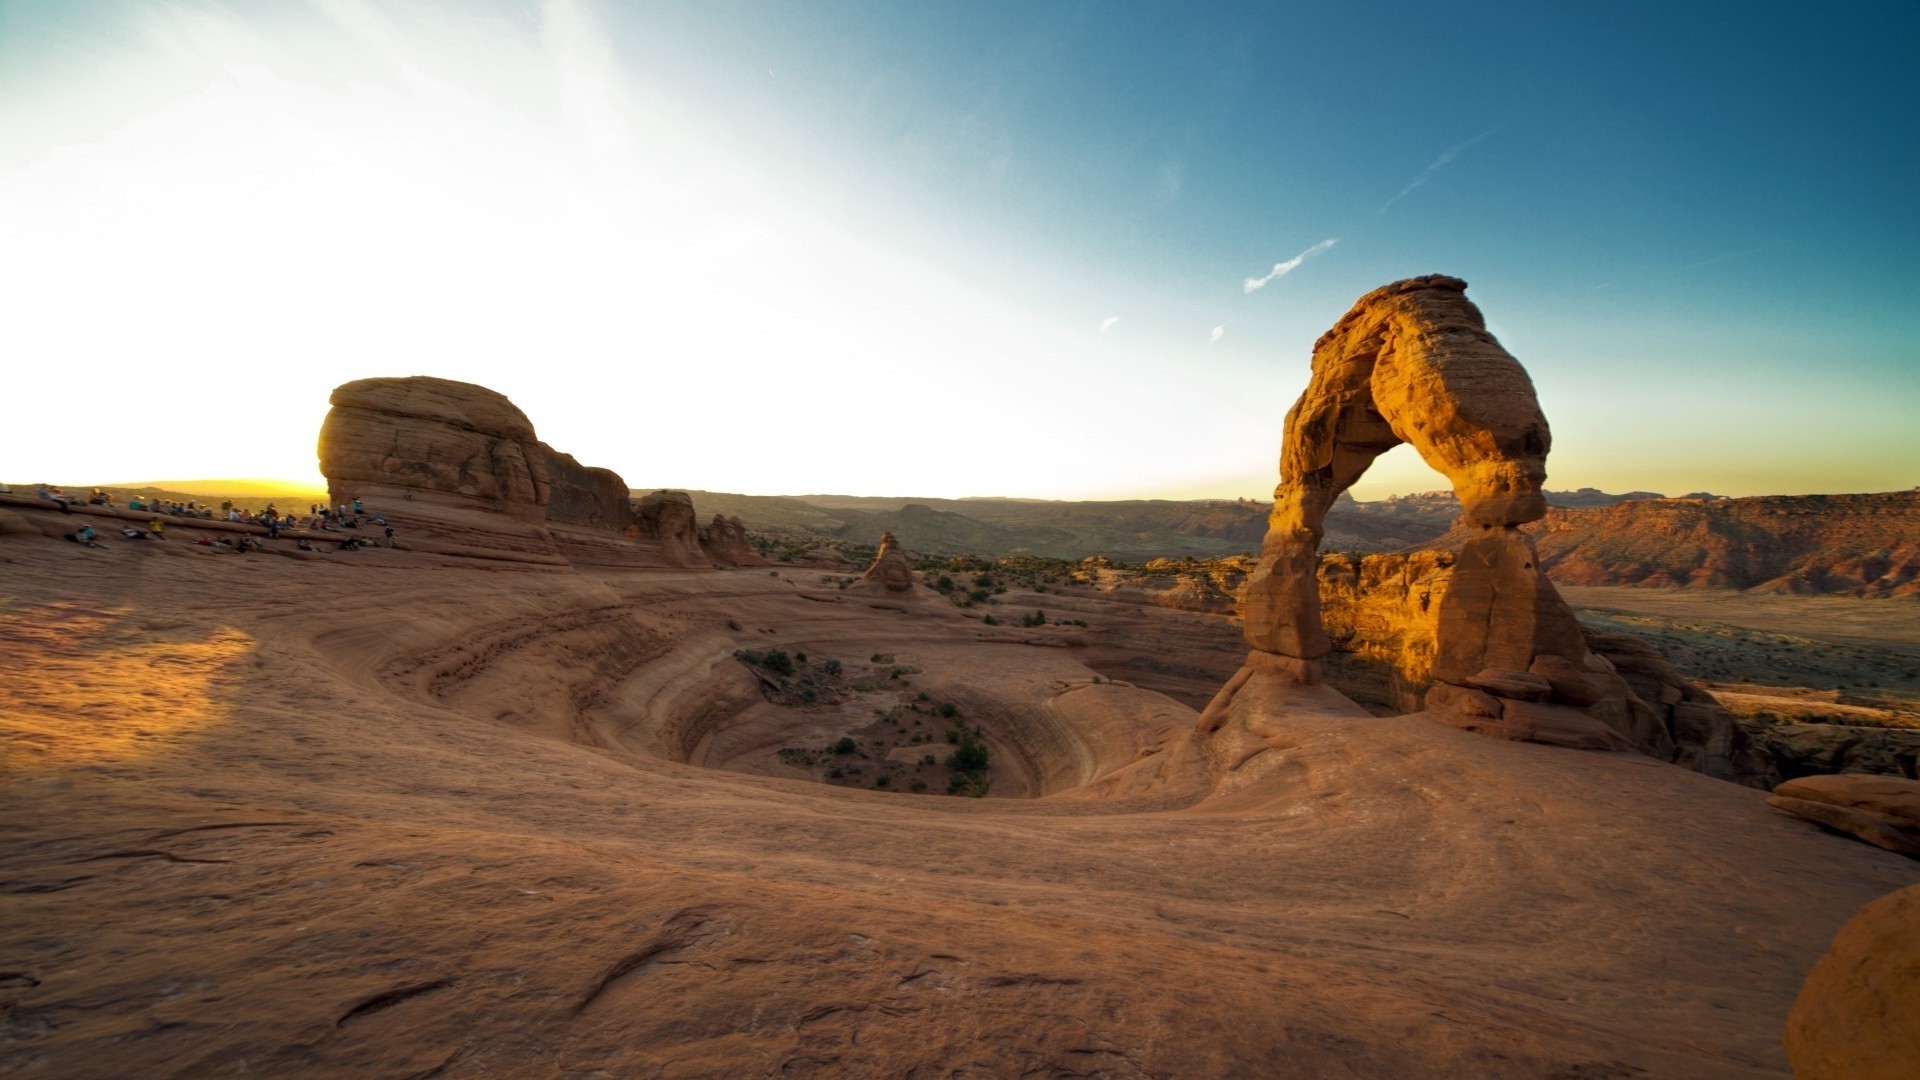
[4,517,1914,1078]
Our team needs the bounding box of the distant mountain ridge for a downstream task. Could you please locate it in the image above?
[662,487,1689,561]
[1522,491,1920,597]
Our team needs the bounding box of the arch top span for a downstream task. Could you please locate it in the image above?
[1281,274,1551,542]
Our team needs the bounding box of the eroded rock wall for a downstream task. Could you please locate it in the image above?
[319,376,551,521]
[632,491,708,568]
[542,452,633,531]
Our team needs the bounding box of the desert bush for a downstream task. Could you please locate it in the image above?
[833,737,858,755]
[946,739,989,773]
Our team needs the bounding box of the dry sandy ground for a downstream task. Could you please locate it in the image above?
[3,520,1917,1078]
[1559,586,1920,725]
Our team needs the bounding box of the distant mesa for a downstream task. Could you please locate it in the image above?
[856,531,916,593]
[317,376,742,568]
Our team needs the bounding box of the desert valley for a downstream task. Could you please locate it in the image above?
[4,277,1916,1079]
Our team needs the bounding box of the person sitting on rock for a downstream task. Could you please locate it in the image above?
[68,524,103,547]
[121,525,148,540]
[148,516,166,539]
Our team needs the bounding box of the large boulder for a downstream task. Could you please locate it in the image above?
[1769,775,1920,858]
[1785,883,1920,1078]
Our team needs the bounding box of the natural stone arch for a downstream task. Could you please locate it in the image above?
[1203,276,1626,751]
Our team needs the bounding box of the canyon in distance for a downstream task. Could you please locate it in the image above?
[4,278,1917,1078]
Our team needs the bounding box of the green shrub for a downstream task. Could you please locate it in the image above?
[946,739,989,773]
[833,737,858,755]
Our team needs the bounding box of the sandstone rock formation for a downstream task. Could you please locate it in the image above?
[632,491,707,568]
[698,514,763,567]
[319,376,552,521]
[856,532,915,593]
[542,451,633,531]
[1769,774,1920,858]
[1785,883,1920,1078]
[1209,276,1624,751]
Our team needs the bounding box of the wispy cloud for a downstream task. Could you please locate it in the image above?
[1209,324,1224,343]
[1378,128,1497,214]
[1099,315,1120,333]
[1243,238,1337,293]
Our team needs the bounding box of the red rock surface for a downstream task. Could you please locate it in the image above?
[630,490,708,568]
[319,376,552,522]
[855,531,916,593]
[1785,883,1920,1078]
[1769,774,1920,858]
[4,509,1917,1077]
[697,513,763,567]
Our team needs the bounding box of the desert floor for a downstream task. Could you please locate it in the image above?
[4,522,1916,1078]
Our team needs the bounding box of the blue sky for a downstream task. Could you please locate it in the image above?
[2,1,1914,498]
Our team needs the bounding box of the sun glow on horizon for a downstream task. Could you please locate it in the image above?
[3,2,1913,502]
[0,0,1269,500]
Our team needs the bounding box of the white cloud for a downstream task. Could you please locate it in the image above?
[1379,128,1497,214]
[1209,325,1224,343]
[1099,315,1119,333]
[1242,238,1337,293]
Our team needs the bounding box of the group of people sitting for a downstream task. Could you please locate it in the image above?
[65,520,169,545]
[47,489,398,554]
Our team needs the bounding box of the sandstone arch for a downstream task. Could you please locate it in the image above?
[1203,276,1624,750]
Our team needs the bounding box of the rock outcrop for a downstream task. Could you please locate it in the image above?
[319,376,552,521]
[542,451,633,531]
[1207,276,1625,752]
[1769,775,1920,858]
[1785,883,1920,1078]
[698,514,763,567]
[856,532,915,593]
[317,377,711,569]
[631,491,707,568]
